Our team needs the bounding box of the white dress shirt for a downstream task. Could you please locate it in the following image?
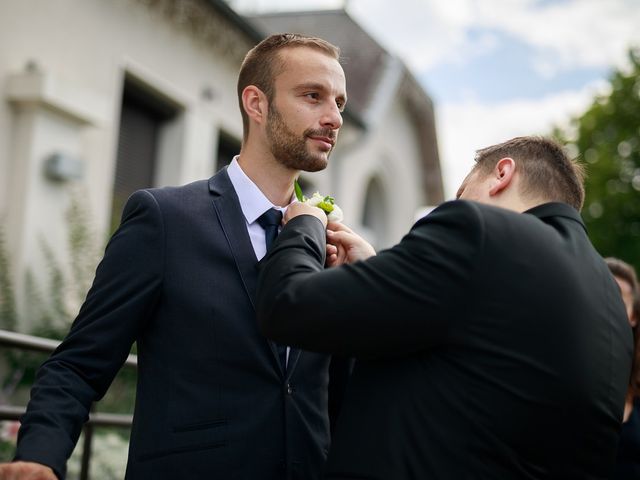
[226,157,293,261]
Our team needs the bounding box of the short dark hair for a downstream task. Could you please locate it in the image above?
[473,136,585,210]
[606,257,640,396]
[237,33,341,141]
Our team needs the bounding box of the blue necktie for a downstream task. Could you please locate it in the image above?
[257,208,287,371]
[257,208,283,252]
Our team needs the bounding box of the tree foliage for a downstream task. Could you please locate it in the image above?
[559,48,640,272]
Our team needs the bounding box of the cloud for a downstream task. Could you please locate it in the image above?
[437,79,610,198]
[351,0,640,78]
[476,0,640,76]
[348,0,478,71]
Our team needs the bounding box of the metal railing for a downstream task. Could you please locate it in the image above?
[0,329,136,480]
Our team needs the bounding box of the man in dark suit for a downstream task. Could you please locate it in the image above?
[256,136,633,479]
[0,33,348,479]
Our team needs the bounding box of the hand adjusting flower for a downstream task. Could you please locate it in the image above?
[294,180,343,222]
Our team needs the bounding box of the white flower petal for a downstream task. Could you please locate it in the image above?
[327,204,343,223]
[305,195,323,207]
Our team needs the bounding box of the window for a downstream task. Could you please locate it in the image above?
[216,130,241,171]
[111,77,178,233]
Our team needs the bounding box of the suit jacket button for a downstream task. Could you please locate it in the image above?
[286,383,294,395]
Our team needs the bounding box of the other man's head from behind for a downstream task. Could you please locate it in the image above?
[237,33,346,172]
[457,136,585,212]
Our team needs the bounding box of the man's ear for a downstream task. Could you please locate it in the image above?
[241,85,268,126]
[489,157,516,197]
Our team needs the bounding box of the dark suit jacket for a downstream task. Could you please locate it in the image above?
[15,169,335,479]
[256,200,633,479]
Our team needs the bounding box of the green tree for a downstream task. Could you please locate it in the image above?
[559,47,640,272]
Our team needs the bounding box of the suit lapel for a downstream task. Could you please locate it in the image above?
[209,169,289,377]
[210,170,259,309]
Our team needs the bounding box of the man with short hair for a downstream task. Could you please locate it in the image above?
[256,136,632,479]
[0,33,347,480]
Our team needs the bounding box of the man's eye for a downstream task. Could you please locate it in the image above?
[305,92,319,100]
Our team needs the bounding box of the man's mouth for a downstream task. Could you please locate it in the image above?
[308,135,335,151]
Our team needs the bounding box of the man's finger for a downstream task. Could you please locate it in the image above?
[326,253,339,268]
[327,230,355,247]
[327,222,354,234]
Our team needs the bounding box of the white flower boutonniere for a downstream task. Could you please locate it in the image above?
[294,180,343,222]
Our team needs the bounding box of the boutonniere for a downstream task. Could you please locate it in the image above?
[294,180,343,222]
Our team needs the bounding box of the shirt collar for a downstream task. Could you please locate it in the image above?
[226,156,294,223]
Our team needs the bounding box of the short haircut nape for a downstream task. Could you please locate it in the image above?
[237,33,341,142]
[473,136,585,210]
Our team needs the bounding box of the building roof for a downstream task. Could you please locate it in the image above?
[207,0,264,43]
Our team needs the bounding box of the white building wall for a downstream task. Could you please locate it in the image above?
[0,0,253,326]
[333,97,424,248]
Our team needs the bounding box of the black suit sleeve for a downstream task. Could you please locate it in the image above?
[256,201,483,358]
[14,190,164,479]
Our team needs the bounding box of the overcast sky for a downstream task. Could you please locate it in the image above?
[227,0,640,199]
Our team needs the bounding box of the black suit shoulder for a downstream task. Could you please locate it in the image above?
[321,201,631,479]
[144,178,210,200]
[396,200,489,261]
[134,178,212,216]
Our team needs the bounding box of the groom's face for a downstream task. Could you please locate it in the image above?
[266,46,346,172]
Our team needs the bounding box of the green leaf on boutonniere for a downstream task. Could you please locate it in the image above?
[294,179,306,202]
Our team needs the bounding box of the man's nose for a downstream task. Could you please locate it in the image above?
[321,103,343,130]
